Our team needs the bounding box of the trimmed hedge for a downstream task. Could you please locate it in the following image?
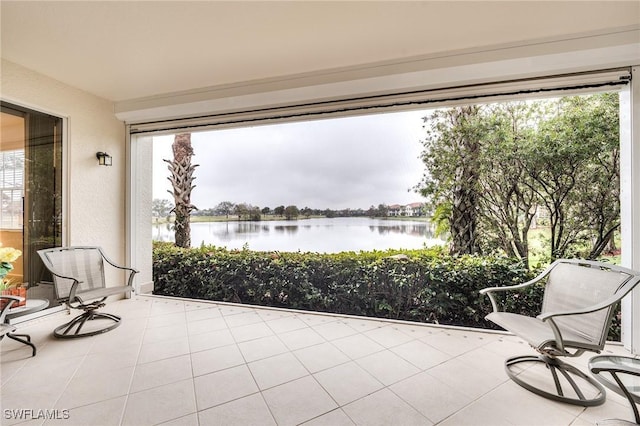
[153,243,532,327]
[152,242,620,339]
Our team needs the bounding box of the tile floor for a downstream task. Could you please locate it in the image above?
[0,295,636,425]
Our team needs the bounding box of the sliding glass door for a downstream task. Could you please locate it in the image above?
[1,102,63,306]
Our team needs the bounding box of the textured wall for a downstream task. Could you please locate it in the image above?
[1,59,126,267]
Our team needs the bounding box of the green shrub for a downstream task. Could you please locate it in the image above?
[152,242,620,340]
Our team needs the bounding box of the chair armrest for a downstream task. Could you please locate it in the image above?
[0,295,23,302]
[41,266,83,302]
[98,249,139,292]
[68,280,83,304]
[107,263,138,291]
[480,264,552,312]
[479,280,537,295]
[99,248,139,273]
[480,276,542,295]
[0,295,24,322]
[107,263,139,274]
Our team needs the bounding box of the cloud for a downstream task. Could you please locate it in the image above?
[153,109,431,210]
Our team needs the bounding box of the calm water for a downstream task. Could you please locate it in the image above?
[153,217,444,253]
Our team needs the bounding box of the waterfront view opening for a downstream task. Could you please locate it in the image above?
[148,87,623,266]
[151,109,439,253]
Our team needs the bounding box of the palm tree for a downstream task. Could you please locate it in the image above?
[164,133,198,247]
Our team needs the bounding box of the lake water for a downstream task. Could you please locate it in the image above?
[153,217,444,253]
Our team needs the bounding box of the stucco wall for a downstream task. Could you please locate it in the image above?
[1,59,126,265]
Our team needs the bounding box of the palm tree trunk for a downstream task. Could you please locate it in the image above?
[165,133,198,248]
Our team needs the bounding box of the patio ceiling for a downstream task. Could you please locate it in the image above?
[1,1,638,103]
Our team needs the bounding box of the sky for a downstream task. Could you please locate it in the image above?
[152,109,433,211]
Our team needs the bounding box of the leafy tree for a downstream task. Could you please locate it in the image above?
[261,206,271,215]
[152,198,173,221]
[274,205,285,216]
[234,203,249,220]
[229,203,262,221]
[284,205,300,220]
[165,133,198,247]
[476,103,540,268]
[192,207,215,216]
[569,94,620,259]
[249,206,262,221]
[417,93,620,264]
[522,94,620,260]
[215,201,235,218]
[521,105,587,260]
[377,204,389,218]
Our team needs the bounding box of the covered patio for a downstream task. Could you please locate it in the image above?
[2,2,640,425]
[1,296,635,425]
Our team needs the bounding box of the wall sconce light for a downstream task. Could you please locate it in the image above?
[96,152,112,166]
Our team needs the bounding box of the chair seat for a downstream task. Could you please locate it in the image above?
[486,312,599,351]
[75,285,133,303]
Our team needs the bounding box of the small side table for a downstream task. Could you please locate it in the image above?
[589,355,640,424]
[4,298,50,356]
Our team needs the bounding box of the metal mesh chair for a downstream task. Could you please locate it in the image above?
[37,246,138,338]
[481,259,640,406]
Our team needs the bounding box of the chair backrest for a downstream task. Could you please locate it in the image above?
[38,247,106,300]
[542,260,637,347]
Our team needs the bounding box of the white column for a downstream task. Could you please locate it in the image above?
[126,132,154,294]
[621,66,640,352]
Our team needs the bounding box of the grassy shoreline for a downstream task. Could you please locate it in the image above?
[154,215,433,224]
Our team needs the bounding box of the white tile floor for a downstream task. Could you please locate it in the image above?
[0,295,636,425]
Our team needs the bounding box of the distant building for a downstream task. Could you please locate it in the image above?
[405,202,425,217]
[387,203,425,217]
[388,204,403,217]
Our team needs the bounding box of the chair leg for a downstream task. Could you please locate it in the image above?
[54,310,122,339]
[6,333,36,357]
[610,371,640,424]
[505,354,606,407]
